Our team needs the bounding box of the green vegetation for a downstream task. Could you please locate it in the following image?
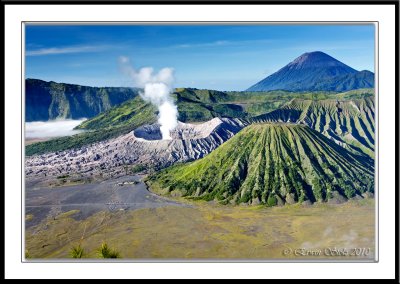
[57,175,70,179]
[78,88,374,131]
[131,164,147,173]
[267,196,278,207]
[70,245,85,258]
[25,214,34,222]
[97,242,121,258]
[25,87,374,156]
[255,95,375,158]
[25,124,137,156]
[26,78,139,121]
[75,96,158,130]
[176,88,339,117]
[68,242,122,258]
[335,88,375,100]
[149,123,374,205]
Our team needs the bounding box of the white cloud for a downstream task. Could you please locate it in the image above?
[26,45,109,56]
[25,119,87,139]
[172,39,272,49]
[173,40,229,48]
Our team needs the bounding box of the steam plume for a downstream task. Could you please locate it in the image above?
[119,56,178,140]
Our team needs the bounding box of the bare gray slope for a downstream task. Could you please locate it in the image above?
[25,117,247,180]
[25,175,188,228]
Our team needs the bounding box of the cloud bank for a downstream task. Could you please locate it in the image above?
[25,119,86,139]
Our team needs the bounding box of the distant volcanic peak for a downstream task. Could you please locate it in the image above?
[246,51,372,92]
[288,51,356,71]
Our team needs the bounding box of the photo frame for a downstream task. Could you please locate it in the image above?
[4,0,398,280]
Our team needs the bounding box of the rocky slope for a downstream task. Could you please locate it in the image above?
[25,117,247,180]
[149,123,374,205]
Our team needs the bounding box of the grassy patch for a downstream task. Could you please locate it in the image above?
[25,199,375,259]
[70,245,85,258]
[97,242,121,258]
[25,214,34,221]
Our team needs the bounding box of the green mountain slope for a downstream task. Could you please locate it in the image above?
[77,88,250,130]
[78,88,373,131]
[149,123,374,205]
[76,96,158,130]
[175,88,341,117]
[26,85,374,157]
[26,97,158,156]
[26,79,139,121]
[255,95,375,158]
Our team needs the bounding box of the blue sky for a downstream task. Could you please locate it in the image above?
[25,24,375,91]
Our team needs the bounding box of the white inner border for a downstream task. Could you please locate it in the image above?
[5,4,396,279]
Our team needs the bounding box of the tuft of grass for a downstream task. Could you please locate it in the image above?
[131,164,147,173]
[70,244,85,258]
[25,214,34,221]
[57,175,70,179]
[97,242,121,258]
[25,250,32,259]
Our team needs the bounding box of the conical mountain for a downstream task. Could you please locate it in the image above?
[150,123,374,206]
[247,51,374,92]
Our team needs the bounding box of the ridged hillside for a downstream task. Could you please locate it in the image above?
[149,124,374,205]
[255,96,375,158]
[26,79,139,121]
[76,87,360,131]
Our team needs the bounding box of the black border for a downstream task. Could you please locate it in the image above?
[3,0,399,280]
[2,0,400,4]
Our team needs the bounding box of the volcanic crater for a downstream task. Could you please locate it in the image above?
[25,117,248,181]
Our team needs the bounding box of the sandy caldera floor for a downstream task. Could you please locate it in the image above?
[25,194,375,260]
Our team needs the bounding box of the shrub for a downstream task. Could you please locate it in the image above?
[239,190,252,204]
[70,244,85,258]
[57,175,69,179]
[344,185,356,199]
[267,195,278,207]
[131,164,146,173]
[97,242,121,258]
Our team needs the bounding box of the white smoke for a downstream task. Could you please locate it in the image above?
[119,56,178,140]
